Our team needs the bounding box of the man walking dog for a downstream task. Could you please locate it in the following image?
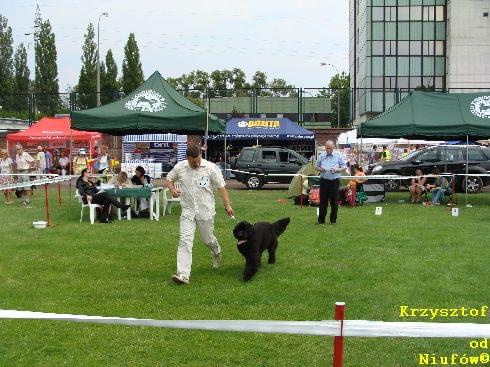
[166,145,234,284]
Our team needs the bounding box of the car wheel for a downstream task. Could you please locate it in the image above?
[246,175,263,189]
[384,175,400,192]
[463,176,483,193]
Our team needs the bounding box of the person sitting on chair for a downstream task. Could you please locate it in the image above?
[339,164,366,206]
[131,166,152,216]
[409,168,427,204]
[108,171,133,188]
[426,168,450,205]
[76,168,130,223]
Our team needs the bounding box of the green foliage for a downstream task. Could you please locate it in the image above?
[0,14,14,111]
[12,43,30,112]
[327,72,350,127]
[101,49,119,105]
[76,23,97,110]
[0,189,489,366]
[121,33,144,95]
[34,19,60,116]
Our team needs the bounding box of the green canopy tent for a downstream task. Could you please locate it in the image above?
[358,91,490,204]
[358,91,490,140]
[71,71,225,136]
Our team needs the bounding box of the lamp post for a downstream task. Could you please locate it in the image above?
[25,25,39,125]
[97,12,109,107]
[321,62,341,127]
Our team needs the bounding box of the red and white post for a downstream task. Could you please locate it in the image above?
[333,301,345,367]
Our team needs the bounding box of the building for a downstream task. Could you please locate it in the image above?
[350,0,490,124]
[0,118,29,150]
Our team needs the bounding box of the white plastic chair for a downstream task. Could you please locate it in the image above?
[162,181,181,215]
[75,189,103,224]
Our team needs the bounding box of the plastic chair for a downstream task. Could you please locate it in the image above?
[162,181,181,215]
[75,189,103,224]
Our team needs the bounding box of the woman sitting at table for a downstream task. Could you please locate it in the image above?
[131,166,152,216]
[76,169,130,223]
[409,168,426,204]
[108,171,133,188]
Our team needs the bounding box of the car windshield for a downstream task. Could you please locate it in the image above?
[400,150,420,161]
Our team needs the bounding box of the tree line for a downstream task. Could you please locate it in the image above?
[0,10,349,122]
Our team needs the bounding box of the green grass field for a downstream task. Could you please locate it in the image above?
[0,185,489,366]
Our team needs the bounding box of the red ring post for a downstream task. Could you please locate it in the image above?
[44,183,51,226]
[57,182,62,206]
[333,302,345,367]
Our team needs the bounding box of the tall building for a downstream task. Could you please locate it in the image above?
[349,0,490,124]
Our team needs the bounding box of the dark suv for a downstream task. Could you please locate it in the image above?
[369,145,490,193]
[233,146,308,189]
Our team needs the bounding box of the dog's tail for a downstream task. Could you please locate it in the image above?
[273,217,290,237]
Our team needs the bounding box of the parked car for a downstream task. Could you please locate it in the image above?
[233,146,308,189]
[368,145,490,193]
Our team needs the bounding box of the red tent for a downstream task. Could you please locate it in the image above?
[7,116,101,142]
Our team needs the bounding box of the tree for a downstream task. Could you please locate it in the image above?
[252,71,271,96]
[35,19,60,116]
[101,49,118,104]
[13,43,30,112]
[121,33,144,95]
[0,15,13,111]
[327,72,350,127]
[77,23,97,109]
[269,78,296,97]
[210,70,227,96]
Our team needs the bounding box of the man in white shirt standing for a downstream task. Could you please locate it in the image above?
[35,145,46,177]
[15,144,35,207]
[166,145,234,285]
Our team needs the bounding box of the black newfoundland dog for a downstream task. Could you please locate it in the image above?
[233,217,290,281]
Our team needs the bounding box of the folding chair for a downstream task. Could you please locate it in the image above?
[75,189,103,224]
[162,181,181,215]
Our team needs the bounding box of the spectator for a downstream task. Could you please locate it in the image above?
[409,168,426,204]
[0,149,15,204]
[381,145,392,162]
[73,149,89,175]
[108,171,133,188]
[14,144,35,207]
[131,166,152,214]
[44,147,52,174]
[368,145,378,165]
[76,168,130,223]
[36,145,46,176]
[427,168,450,205]
[94,146,111,174]
[339,164,366,205]
[58,151,70,175]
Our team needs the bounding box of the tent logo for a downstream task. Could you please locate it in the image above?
[470,96,490,119]
[125,89,167,112]
[237,120,280,129]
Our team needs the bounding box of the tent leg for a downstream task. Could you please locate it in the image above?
[465,135,469,207]
[224,135,227,180]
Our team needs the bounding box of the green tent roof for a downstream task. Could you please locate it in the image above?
[71,71,225,135]
[358,91,490,140]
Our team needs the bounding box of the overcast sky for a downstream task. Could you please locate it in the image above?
[1,0,349,93]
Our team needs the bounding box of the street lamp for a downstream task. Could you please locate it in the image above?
[321,62,341,127]
[97,12,109,107]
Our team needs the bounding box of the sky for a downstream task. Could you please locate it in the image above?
[1,0,349,93]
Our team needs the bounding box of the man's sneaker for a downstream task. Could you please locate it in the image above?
[171,275,189,285]
[212,252,221,269]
